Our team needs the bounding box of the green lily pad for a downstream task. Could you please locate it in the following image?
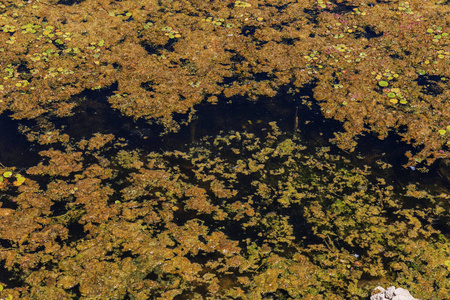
[378,81,389,87]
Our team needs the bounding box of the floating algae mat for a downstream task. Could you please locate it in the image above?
[0,0,450,299]
[0,122,448,299]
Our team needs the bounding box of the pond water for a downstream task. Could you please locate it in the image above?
[0,84,448,299]
[0,0,449,299]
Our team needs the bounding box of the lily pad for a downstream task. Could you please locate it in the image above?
[378,81,389,87]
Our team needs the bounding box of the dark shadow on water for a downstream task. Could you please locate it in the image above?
[0,113,41,168]
[351,130,449,192]
[55,84,344,155]
[2,83,447,194]
[0,82,447,202]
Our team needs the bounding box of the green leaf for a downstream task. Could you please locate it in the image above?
[378,81,389,87]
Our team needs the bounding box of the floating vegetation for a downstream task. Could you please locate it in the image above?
[0,0,447,164]
[0,0,450,298]
[234,1,251,8]
[0,169,26,189]
[0,125,448,299]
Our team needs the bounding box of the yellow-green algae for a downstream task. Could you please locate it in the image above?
[0,124,448,299]
[0,0,450,299]
[0,0,448,164]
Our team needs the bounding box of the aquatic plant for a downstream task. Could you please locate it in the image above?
[0,0,447,163]
[0,126,448,299]
[0,0,449,298]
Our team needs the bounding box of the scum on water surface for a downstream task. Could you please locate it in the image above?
[0,0,449,299]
